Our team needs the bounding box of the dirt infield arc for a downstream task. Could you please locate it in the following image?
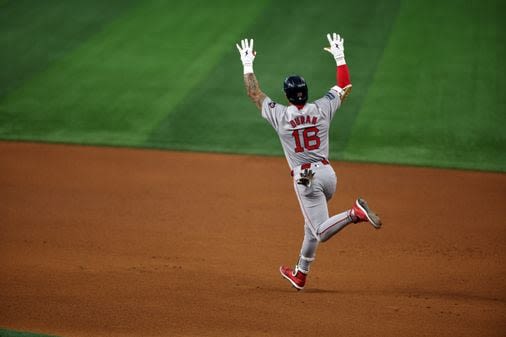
[1,142,505,337]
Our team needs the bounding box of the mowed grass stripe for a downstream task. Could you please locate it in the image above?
[0,0,269,146]
[148,0,401,156]
[345,0,506,171]
[0,0,137,98]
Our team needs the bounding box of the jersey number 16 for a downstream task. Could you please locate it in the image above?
[292,127,321,153]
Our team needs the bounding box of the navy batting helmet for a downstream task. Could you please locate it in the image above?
[283,75,308,105]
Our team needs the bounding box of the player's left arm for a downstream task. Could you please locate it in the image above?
[236,39,266,110]
[324,33,352,103]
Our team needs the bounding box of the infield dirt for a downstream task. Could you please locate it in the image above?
[1,142,505,337]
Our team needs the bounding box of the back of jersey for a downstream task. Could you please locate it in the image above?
[261,88,342,169]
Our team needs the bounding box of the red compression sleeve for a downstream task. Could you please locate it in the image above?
[336,64,351,88]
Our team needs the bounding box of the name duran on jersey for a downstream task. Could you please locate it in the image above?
[289,115,318,128]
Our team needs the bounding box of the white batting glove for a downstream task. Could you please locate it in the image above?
[236,38,255,74]
[324,33,346,66]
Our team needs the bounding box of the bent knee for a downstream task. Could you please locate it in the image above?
[315,233,329,243]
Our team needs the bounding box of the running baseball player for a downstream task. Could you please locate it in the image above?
[236,33,382,290]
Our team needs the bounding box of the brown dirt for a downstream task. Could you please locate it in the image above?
[0,141,505,337]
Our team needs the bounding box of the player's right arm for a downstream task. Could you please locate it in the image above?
[324,33,352,103]
[236,39,266,110]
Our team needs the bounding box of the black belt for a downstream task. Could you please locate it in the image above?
[290,159,329,177]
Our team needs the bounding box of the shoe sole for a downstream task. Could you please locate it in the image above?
[356,198,382,229]
[279,266,304,290]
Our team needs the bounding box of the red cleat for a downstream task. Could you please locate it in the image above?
[279,265,307,290]
[352,197,382,229]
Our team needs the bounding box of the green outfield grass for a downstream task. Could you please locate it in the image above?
[0,0,504,171]
[344,0,506,171]
[0,329,57,337]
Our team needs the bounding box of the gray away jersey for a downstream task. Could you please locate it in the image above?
[261,86,343,170]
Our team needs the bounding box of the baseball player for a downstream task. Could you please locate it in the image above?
[236,33,382,290]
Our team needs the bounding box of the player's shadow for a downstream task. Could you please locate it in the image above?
[273,288,506,303]
[303,288,341,294]
[268,286,340,294]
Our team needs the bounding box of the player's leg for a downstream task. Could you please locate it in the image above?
[316,210,354,242]
[292,178,330,238]
[295,167,355,242]
[292,177,348,246]
[280,179,329,289]
[279,224,317,290]
[317,198,382,240]
[315,166,382,241]
[297,224,318,273]
[316,198,383,240]
[281,168,381,289]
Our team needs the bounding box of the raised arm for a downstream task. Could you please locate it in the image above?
[243,73,266,110]
[324,33,352,102]
[236,39,266,110]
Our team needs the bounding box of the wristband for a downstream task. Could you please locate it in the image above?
[335,56,346,66]
[330,85,344,96]
[243,64,254,74]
